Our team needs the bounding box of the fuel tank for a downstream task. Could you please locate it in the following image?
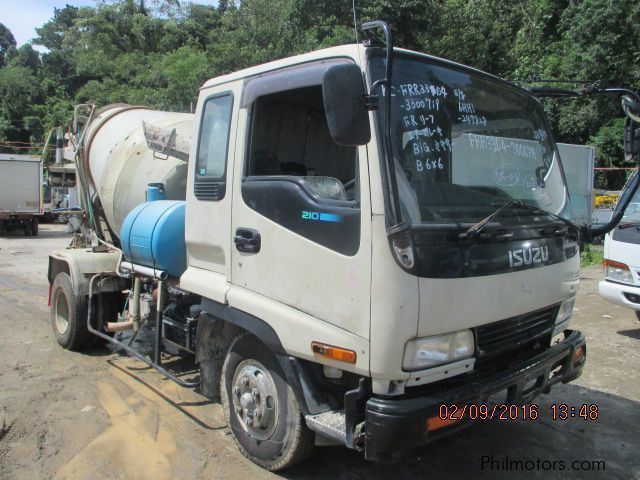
[82,104,194,238]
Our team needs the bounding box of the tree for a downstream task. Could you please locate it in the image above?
[0,23,16,66]
[3,0,638,189]
[0,66,41,144]
[7,45,41,72]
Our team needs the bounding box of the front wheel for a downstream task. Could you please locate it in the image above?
[220,333,314,471]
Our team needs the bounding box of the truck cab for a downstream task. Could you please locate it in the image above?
[180,43,585,462]
[599,170,640,318]
[48,40,592,470]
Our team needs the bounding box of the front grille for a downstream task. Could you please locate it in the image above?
[474,305,559,374]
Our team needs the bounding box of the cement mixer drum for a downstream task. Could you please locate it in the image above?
[81,104,194,239]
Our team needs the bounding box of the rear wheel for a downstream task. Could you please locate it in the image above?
[220,333,314,471]
[51,272,89,350]
[31,217,38,236]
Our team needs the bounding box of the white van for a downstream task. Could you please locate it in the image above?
[599,170,640,320]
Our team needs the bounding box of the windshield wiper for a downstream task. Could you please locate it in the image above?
[618,221,640,229]
[459,200,524,240]
[459,200,577,240]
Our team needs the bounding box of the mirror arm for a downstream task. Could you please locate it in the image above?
[583,87,640,104]
[586,168,640,241]
[362,20,405,231]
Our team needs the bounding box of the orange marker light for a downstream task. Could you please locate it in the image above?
[572,345,586,364]
[311,342,357,364]
[426,414,461,431]
[602,259,629,270]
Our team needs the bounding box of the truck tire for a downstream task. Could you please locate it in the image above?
[31,217,38,236]
[50,272,89,350]
[220,332,314,471]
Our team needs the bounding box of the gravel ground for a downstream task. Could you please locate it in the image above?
[0,224,639,479]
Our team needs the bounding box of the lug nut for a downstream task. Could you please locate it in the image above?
[233,387,240,396]
[252,388,260,398]
[241,377,249,386]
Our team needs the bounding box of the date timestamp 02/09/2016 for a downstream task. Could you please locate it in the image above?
[438,403,599,422]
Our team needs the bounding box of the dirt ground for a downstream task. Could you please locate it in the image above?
[1,224,639,479]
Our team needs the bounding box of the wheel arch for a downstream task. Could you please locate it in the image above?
[47,250,127,296]
[48,255,71,286]
[197,298,341,414]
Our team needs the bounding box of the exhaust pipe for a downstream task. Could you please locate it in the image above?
[105,276,142,332]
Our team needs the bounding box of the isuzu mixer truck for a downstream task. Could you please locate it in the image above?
[47,22,640,471]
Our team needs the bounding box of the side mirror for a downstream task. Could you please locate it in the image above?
[624,119,640,162]
[622,94,640,123]
[622,95,640,162]
[323,64,371,147]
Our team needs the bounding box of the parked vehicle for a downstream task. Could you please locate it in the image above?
[0,154,42,235]
[599,170,640,319]
[556,143,595,228]
[46,22,640,470]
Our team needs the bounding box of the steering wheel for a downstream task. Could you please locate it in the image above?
[344,178,356,191]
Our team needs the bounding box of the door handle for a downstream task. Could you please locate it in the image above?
[234,228,261,253]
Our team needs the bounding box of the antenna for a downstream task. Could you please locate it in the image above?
[352,0,359,44]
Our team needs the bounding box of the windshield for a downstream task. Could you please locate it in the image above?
[369,51,570,226]
[610,171,640,244]
[612,171,640,225]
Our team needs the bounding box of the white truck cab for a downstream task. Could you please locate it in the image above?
[599,171,640,318]
[48,22,640,470]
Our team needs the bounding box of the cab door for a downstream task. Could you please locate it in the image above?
[181,81,242,303]
[229,63,372,345]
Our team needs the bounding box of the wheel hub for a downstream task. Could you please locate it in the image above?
[231,360,278,440]
[54,290,69,335]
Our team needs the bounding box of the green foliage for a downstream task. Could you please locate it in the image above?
[0,66,40,133]
[6,45,41,72]
[580,244,604,268]
[589,118,626,167]
[0,0,637,171]
[0,23,16,66]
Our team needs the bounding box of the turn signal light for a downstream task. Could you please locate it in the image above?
[602,259,629,269]
[572,345,586,365]
[311,342,357,364]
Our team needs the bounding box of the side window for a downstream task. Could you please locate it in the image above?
[248,86,358,202]
[194,94,233,200]
[242,85,361,256]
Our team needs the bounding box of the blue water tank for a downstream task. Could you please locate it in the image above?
[120,200,186,278]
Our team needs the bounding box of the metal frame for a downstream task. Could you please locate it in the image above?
[87,272,200,389]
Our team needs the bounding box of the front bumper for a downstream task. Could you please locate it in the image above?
[598,279,640,310]
[364,330,586,463]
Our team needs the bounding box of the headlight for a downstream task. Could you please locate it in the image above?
[403,330,474,371]
[604,259,635,285]
[552,297,575,336]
